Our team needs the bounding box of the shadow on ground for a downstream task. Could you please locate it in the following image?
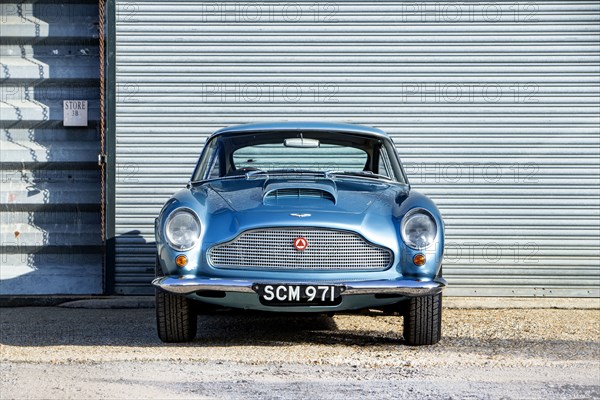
[0,307,403,347]
[1,307,598,363]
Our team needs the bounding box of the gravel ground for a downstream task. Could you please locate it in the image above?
[1,306,599,399]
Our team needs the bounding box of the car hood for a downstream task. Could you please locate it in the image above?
[203,177,406,215]
[183,177,409,246]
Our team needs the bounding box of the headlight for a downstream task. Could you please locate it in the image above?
[164,209,201,251]
[401,209,437,249]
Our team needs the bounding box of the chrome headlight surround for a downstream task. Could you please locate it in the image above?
[401,208,438,250]
[164,208,201,251]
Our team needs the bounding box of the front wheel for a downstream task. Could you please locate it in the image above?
[403,293,442,346]
[156,289,197,343]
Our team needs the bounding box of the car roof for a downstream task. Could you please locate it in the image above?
[211,121,388,139]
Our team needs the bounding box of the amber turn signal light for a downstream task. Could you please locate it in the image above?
[413,253,426,266]
[175,255,188,268]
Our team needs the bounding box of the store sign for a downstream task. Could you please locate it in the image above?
[63,100,88,127]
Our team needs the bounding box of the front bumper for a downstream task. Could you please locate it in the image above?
[152,276,446,297]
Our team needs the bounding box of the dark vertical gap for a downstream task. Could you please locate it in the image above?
[103,0,117,294]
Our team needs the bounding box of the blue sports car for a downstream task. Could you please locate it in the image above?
[153,122,446,345]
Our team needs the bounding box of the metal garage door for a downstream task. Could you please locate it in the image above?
[0,1,102,294]
[112,1,600,296]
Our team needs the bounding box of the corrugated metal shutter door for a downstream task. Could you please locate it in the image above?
[0,2,103,294]
[113,1,600,296]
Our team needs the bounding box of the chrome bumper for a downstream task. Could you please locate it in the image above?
[152,276,446,297]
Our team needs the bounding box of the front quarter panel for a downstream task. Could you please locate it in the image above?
[155,186,221,276]
[393,190,445,279]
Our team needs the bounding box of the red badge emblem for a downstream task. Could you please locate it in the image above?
[293,237,308,251]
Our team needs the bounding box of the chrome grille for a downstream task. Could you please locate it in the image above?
[208,228,392,271]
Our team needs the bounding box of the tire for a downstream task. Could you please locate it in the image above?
[156,289,197,343]
[403,293,442,346]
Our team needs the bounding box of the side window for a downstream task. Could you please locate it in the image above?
[206,147,222,179]
[378,147,392,178]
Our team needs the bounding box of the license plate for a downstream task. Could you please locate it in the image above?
[253,284,344,306]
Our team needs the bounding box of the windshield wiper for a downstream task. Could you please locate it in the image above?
[326,170,393,181]
[188,175,249,186]
[244,169,268,179]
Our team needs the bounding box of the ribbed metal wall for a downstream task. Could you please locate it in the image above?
[113,1,600,296]
[0,2,102,294]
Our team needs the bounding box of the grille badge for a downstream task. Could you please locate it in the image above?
[293,237,308,251]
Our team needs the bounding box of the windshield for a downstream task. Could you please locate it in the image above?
[192,130,406,183]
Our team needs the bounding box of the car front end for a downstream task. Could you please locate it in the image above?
[152,122,445,345]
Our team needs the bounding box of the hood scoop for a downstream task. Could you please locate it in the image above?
[263,180,337,204]
[265,188,335,201]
